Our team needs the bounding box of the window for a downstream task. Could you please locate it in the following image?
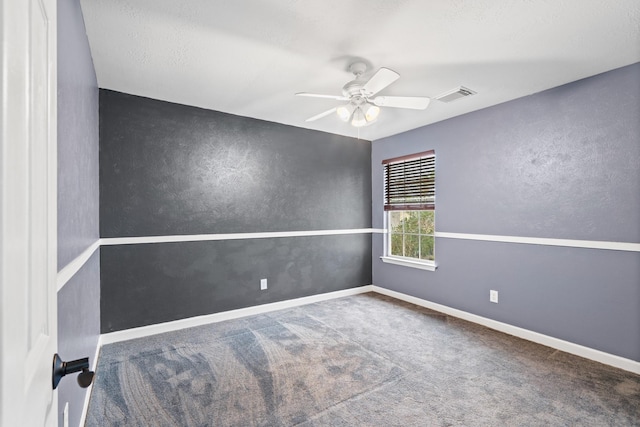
[388,210,435,260]
[382,150,436,270]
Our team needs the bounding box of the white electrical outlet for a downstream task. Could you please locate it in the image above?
[490,290,499,303]
[63,402,69,427]
[260,278,267,290]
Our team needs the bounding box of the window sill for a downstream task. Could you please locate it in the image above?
[380,256,437,271]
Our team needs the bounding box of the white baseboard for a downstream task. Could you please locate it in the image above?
[371,286,640,375]
[100,286,373,345]
[96,284,639,375]
[78,335,102,427]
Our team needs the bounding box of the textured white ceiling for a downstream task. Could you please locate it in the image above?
[80,0,640,141]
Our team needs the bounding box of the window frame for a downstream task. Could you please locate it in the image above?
[380,150,437,271]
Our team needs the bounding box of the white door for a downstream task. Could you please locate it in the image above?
[0,0,58,425]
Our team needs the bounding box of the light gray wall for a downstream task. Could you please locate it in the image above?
[56,252,100,426]
[57,0,100,425]
[372,63,640,362]
[99,90,372,332]
[58,0,99,269]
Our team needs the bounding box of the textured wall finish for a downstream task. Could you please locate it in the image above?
[372,63,640,362]
[374,63,640,243]
[101,235,372,332]
[57,252,100,427]
[100,90,372,331]
[100,90,371,237]
[58,0,99,269]
[373,235,640,360]
[57,0,101,425]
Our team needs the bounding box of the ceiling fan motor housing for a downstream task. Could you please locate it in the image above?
[342,81,365,100]
[342,62,369,99]
[349,62,367,76]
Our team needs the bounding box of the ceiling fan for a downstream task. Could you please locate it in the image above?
[296,62,430,127]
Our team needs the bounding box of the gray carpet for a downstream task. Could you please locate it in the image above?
[86,293,640,426]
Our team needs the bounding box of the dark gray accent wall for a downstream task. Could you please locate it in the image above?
[57,0,100,425]
[372,63,640,362]
[101,235,371,332]
[100,90,372,332]
[100,90,371,237]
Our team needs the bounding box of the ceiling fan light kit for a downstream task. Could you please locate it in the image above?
[297,61,431,128]
[351,107,367,127]
[336,103,356,121]
[364,104,380,122]
[337,99,380,127]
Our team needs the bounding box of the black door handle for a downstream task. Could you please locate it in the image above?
[52,353,95,390]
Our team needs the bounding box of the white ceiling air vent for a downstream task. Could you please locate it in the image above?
[435,86,476,103]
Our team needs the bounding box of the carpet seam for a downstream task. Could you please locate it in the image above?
[290,374,408,426]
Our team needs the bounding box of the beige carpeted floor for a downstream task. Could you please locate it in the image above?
[86,292,640,426]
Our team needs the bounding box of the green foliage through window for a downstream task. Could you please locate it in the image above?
[389,210,435,261]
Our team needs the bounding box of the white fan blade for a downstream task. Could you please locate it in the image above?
[305,107,337,122]
[296,92,348,101]
[361,68,400,97]
[373,96,430,110]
